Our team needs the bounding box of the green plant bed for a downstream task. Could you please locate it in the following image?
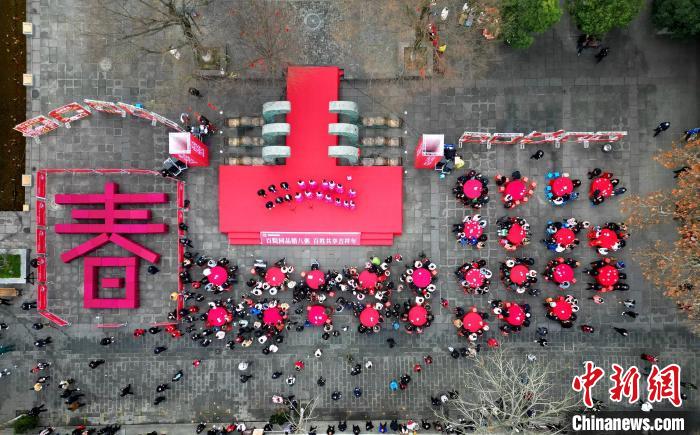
[0,254,21,278]
[12,415,39,434]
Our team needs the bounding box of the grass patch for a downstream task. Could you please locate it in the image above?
[0,254,22,278]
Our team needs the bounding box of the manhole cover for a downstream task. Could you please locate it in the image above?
[99,57,112,72]
[304,12,323,31]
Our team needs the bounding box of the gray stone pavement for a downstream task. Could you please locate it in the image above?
[0,0,699,430]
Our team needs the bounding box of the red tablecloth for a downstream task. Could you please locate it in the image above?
[550,176,574,196]
[505,303,526,326]
[463,220,483,238]
[594,228,618,249]
[550,298,572,320]
[553,263,574,283]
[507,223,526,245]
[306,270,326,290]
[358,270,378,290]
[208,265,228,286]
[590,177,613,197]
[359,306,380,327]
[408,305,428,326]
[510,264,529,285]
[462,311,484,333]
[263,307,283,325]
[207,306,230,327]
[462,179,483,199]
[308,305,328,326]
[464,268,485,288]
[596,265,619,287]
[505,179,527,201]
[412,268,432,288]
[553,228,576,246]
[265,267,286,286]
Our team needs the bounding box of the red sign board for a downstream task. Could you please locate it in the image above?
[169,133,209,167]
[36,228,46,254]
[36,200,46,227]
[260,232,361,246]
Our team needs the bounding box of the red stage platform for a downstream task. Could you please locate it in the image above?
[219,66,403,245]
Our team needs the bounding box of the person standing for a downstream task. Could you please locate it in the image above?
[88,359,105,369]
[530,150,544,160]
[595,47,609,63]
[120,384,134,397]
[684,127,700,141]
[653,121,671,137]
[188,87,202,97]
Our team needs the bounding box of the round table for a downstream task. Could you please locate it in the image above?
[464,268,485,288]
[462,179,483,199]
[590,178,614,197]
[553,263,575,284]
[504,303,526,326]
[594,229,618,249]
[359,306,380,327]
[507,223,526,245]
[463,220,483,238]
[462,312,485,333]
[505,179,527,201]
[265,267,286,286]
[412,268,432,288]
[550,298,573,320]
[509,264,529,285]
[550,176,574,197]
[553,228,576,246]
[408,305,428,326]
[305,270,326,290]
[207,307,230,327]
[262,307,283,325]
[596,265,619,287]
[308,305,328,326]
[208,265,228,286]
[358,270,378,290]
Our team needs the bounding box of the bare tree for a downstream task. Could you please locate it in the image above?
[96,0,214,56]
[434,349,580,433]
[286,396,320,435]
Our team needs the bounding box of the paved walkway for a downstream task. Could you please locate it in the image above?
[0,0,698,428]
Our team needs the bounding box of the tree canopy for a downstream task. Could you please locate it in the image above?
[502,0,563,48]
[652,0,700,39]
[569,0,644,37]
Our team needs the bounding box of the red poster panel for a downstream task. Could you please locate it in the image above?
[36,200,46,227]
[37,262,47,282]
[14,115,60,138]
[36,170,47,198]
[117,102,158,124]
[83,99,127,116]
[260,232,361,246]
[48,102,92,126]
[37,284,47,310]
[177,182,185,208]
[39,310,70,327]
[36,228,46,254]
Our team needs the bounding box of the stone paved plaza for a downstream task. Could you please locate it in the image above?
[0,0,699,430]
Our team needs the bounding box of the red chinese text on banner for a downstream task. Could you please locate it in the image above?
[117,102,158,124]
[48,102,92,127]
[83,99,127,116]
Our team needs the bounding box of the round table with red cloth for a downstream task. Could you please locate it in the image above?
[592,229,618,249]
[263,307,283,325]
[358,270,378,290]
[208,266,228,286]
[408,305,428,326]
[462,312,485,333]
[507,223,526,245]
[550,176,574,197]
[412,268,432,289]
[359,306,380,327]
[553,228,576,246]
[464,268,485,288]
[305,270,326,290]
[596,265,619,287]
[549,297,573,321]
[510,264,529,285]
[504,303,526,326]
[463,220,483,238]
[553,264,575,283]
[590,178,614,197]
[307,305,328,326]
[207,306,230,327]
[504,179,528,201]
[463,179,483,199]
[265,267,286,286]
